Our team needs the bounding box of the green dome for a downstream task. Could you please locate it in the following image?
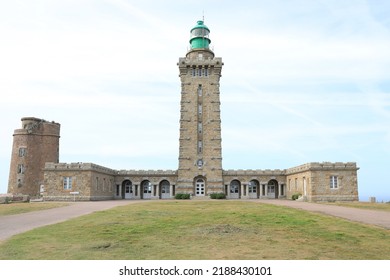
[190,20,210,33]
[189,20,211,50]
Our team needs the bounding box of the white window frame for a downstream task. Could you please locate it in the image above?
[63,177,72,190]
[330,176,338,189]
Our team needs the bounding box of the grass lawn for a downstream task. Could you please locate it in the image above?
[0,200,389,260]
[0,202,69,216]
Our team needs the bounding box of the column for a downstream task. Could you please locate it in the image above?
[278,184,282,198]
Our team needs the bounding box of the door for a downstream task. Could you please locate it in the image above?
[230,180,240,199]
[248,180,258,199]
[196,179,205,196]
[267,180,278,199]
[123,180,133,199]
[142,181,152,199]
[160,180,171,199]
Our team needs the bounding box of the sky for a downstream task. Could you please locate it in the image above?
[0,0,389,202]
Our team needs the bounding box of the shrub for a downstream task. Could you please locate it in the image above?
[292,193,302,200]
[175,193,191,199]
[210,193,226,199]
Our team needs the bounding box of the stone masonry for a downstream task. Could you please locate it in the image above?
[8,117,60,197]
[7,20,359,202]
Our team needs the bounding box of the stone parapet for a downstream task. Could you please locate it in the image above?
[45,162,117,175]
[223,169,286,176]
[118,170,178,176]
[286,162,358,175]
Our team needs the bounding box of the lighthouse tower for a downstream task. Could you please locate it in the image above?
[177,20,224,196]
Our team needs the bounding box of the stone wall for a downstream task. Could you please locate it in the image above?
[286,162,359,202]
[43,162,116,201]
[8,117,60,196]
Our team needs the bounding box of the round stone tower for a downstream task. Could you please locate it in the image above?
[7,117,60,196]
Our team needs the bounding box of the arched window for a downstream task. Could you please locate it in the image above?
[249,180,258,193]
[230,180,240,194]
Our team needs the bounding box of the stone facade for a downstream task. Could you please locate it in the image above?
[7,117,60,196]
[7,20,359,202]
[286,162,359,202]
[177,49,224,195]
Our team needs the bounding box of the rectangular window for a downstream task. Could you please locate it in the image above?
[198,141,202,153]
[17,164,24,174]
[198,122,202,134]
[96,177,99,190]
[330,176,338,189]
[19,147,26,157]
[63,177,72,190]
[198,84,202,96]
[198,104,202,114]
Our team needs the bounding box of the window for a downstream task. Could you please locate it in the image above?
[198,122,202,134]
[19,148,26,157]
[330,176,338,189]
[249,180,258,193]
[198,85,202,96]
[63,177,72,190]
[17,164,24,174]
[198,141,202,153]
[96,177,99,190]
[143,181,152,193]
[197,159,203,167]
[230,180,240,193]
[125,181,132,193]
[198,104,202,115]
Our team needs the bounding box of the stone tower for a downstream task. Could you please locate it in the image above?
[177,20,224,196]
[8,117,60,196]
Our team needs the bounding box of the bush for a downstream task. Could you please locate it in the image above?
[175,193,191,199]
[210,193,226,199]
[292,193,302,200]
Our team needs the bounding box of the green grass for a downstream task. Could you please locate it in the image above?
[0,200,389,260]
[0,202,69,216]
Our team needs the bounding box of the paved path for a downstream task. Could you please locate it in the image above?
[0,200,146,241]
[253,199,390,229]
[1,200,389,242]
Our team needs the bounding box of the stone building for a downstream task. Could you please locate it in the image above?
[7,20,359,202]
[7,117,60,196]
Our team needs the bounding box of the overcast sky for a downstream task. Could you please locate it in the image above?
[1,0,389,201]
